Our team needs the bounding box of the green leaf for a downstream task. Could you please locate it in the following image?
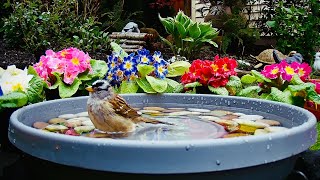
[241,74,257,84]
[182,37,194,42]
[238,86,262,98]
[205,40,218,48]
[0,92,28,108]
[251,70,271,83]
[146,76,168,93]
[160,35,174,50]
[26,76,45,103]
[89,59,108,79]
[110,42,128,59]
[266,21,276,28]
[306,86,320,104]
[164,78,183,93]
[136,78,157,93]
[185,82,202,88]
[58,78,82,98]
[49,72,63,90]
[198,23,213,36]
[208,86,229,95]
[78,71,91,81]
[27,65,39,76]
[119,81,139,94]
[290,74,305,85]
[269,87,293,104]
[137,64,155,78]
[288,83,315,96]
[226,76,242,96]
[188,22,201,38]
[167,61,191,77]
[159,14,174,34]
[175,20,187,38]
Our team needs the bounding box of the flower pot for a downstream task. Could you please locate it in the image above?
[304,101,320,121]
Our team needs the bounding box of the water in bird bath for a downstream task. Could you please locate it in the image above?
[32,103,290,141]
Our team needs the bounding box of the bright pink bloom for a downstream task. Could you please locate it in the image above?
[295,62,312,81]
[261,64,280,79]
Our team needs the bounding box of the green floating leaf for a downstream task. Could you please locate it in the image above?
[136,78,157,93]
[241,74,257,84]
[137,64,155,78]
[164,78,183,93]
[0,92,28,108]
[208,86,229,95]
[59,78,82,98]
[167,61,191,77]
[226,76,242,96]
[185,82,202,88]
[238,86,262,98]
[119,81,139,94]
[146,76,168,93]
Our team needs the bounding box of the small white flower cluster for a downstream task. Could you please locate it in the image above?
[0,65,33,95]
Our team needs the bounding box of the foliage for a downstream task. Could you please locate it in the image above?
[266,0,320,62]
[33,47,107,98]
[211,13,260,54]
[309,122,320,151]
[159,10,218,60]
[106,44,190,94]
[1,0,111,55]
[239,60,320,107]
[0,65,45,111]
[180,56,239,95]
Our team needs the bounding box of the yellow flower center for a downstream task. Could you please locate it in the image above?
[12,83,24,91]
[271,68,279,74]
[61,50,67,57]
[125,62,132,69]
[298,68,305,76]
[158,66,164,73]
[71,58,80,65]
[211,64,218,71]
[142,56,148,63]
[285,66,295,75]
[223,64,229,71]
[155,56,160,62]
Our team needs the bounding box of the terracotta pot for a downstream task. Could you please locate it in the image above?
[304,100,320,121]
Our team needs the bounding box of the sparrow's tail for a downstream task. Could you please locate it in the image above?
[133,116,174,125]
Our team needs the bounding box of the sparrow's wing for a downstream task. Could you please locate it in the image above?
[109,94,141,119]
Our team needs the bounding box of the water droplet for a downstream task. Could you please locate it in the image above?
[13,139,16,144]
[55,145,60,150]
[268,136,272,141]
[264,160,268,163]
[216,160,221,165]
[266,144,270,150]
[185,145,191,151]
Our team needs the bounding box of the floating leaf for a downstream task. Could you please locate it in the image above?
[136,78,157,93]
[119,81,139,94]
[146,76,168,93]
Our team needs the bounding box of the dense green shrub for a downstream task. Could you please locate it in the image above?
[266,0,320,62]
[1,0,111,56]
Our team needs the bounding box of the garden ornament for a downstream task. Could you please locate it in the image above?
[121,22,140,33]
[273,49,303,64]
[252,49,286,65]
[313,52,320,73]
[86,79,172,133]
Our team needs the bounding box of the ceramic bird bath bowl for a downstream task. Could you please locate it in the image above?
[8,94,317,179]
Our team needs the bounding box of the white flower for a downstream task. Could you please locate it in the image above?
[0,65,33,95]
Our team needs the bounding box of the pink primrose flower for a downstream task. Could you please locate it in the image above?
[261,64,280,79]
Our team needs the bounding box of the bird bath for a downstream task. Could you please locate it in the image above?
[8,94,317,179]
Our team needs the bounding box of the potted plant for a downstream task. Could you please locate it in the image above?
[105,43,190,93]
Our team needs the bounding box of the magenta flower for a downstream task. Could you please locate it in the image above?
[279,60,295,81]
[261,64,280,79]
[33,47,92,85]
[295,62,312,81]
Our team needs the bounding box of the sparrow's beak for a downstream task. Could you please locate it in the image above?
[85,86,94,92]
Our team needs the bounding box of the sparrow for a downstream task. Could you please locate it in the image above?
[85,79,171,134]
